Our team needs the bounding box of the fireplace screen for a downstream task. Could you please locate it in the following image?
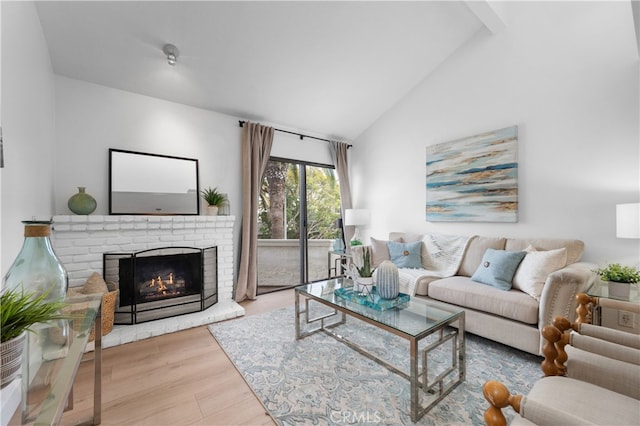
[104,246,217,324]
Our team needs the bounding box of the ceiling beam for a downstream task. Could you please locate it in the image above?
[464,1,506,35]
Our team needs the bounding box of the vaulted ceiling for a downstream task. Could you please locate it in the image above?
[35,1,503,141]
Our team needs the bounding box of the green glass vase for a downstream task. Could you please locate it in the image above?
[2,220,69,385]
[67,187,97,215]
[3,221,68,300]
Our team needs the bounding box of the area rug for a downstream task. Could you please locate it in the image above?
[209,305,541,425]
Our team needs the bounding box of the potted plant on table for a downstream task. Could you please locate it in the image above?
[354,247,376,293]
[200,187,227,216]
[0,288,67,387]
[594,263,640,300]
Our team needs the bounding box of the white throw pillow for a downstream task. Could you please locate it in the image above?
[512,245,567,301]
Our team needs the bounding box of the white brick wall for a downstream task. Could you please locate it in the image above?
[51,215,236,301]
[50,215,243,347]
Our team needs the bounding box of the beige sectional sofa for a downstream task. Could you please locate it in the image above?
[353,232,597,355]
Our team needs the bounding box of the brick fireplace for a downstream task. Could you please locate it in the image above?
[51,215,244,348]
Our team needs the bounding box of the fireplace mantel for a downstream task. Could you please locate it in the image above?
[50,215,243,347]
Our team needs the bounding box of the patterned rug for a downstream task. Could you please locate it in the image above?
[208,305,541,425]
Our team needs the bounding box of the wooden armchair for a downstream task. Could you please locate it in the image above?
[483,293,640,426]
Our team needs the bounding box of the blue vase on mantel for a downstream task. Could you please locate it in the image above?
[68,187,97,215]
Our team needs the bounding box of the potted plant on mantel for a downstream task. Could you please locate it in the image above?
[0,289,67,388]
[200,187,227,216]
[594,263,640,300]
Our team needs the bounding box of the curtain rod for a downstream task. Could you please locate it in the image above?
[238,120,352,148]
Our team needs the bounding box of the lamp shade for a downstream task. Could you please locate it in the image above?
[344,209,370,226]
[616,203,639,238]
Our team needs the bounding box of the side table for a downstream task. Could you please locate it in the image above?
[327,251,351,278]
[585,280,639,330]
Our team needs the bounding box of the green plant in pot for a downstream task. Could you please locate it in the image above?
[0,288,67,387]
[594,263,640,300]
[355,247,376,290]
[200,187,227,216]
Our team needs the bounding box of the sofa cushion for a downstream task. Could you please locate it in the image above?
[512,245,567,301]
[457,236,506,277]
[370,236,401,268]
[388,241,423,269]
[505,238,584,265]
[428,276,539,324]
[471,249,526,291]
[413,274,443,296]
[397,268,442,296]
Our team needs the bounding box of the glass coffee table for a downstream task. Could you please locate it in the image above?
[295,278,465,422]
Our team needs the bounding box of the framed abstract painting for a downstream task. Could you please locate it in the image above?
[426,126,518,222]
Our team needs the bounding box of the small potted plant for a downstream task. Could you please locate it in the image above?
[200,187,227,216]
[594,263,640,300]
[354,247,376,292]
[1,289,67,387]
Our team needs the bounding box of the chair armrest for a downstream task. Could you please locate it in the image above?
[566,345,640,399]
[573,325,640,359]
[482,381,523,426]
[540,317,573,376]
[538,263,597,332]
[483,380,597,426]
[519,397,596,425]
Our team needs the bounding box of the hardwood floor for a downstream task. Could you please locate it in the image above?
[60,289,295,426]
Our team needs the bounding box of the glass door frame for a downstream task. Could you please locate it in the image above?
[258,156,338,292]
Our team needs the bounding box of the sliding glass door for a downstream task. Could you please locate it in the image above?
[257,158,341,293]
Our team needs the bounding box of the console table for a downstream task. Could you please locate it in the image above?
[11,293,102,425]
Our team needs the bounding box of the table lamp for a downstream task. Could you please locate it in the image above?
[344,209,370,246]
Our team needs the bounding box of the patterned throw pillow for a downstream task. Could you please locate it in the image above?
[512,245,567,300]
[387,241,423,269]
[471,249,526,291]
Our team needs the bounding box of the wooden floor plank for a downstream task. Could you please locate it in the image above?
[60,289,294,426]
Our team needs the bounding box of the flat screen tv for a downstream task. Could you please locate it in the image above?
[109,149,199,215]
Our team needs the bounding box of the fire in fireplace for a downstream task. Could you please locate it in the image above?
[119,252,201,306]
[141,271,184,301]
[104,246,217,324]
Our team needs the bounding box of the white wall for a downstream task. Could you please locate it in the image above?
[53,76,243,217]
[53,74,337,217]
[1,1,3,277]
[1,1,57,278]
[352,1,639,266]
[52,76,339,279]
[0,0,340,283]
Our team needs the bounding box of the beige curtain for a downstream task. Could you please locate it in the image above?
[329,142,354,244]
[235,122,274,302]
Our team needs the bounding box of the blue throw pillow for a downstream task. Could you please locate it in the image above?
[471,249,526,291]
[387,241,423,269]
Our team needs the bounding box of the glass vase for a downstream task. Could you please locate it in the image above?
[67,186,97,215]
[2,220,69,386]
